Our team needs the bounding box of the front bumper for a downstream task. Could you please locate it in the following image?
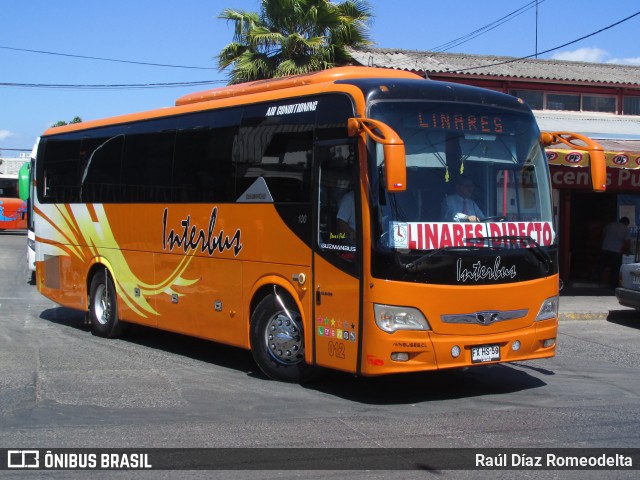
[615,287,640,310]
[360,318,557,376]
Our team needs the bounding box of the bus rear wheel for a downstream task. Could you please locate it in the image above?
[250,292,316,383]
[89,269,125,338]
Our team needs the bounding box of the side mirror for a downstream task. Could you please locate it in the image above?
[348,118,406,192]
[587,148,607,192]
[541,131,606,192]
[18,161,30,201]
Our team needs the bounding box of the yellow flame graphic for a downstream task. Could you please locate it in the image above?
[39,204,199,318]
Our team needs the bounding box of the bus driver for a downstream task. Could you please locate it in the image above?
[441,176,485,222]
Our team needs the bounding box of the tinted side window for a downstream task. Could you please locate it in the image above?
[0,178,18,197]
[315,94,355,141]
[235,100,315,203]
[315,95,359,275]
[123,123,175,203]
[41,135,82,203]
[80,131,125,203]
[174,108,241,203]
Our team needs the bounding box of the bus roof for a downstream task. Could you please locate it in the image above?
[175,66,423,106]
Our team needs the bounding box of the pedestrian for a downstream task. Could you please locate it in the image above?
[596,216,631,289]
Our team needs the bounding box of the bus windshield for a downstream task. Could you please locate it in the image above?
[0,174,27,230]
[368,101,555,284]
[0,176,19,198]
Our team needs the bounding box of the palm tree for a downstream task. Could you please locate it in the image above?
[217,0,373,84]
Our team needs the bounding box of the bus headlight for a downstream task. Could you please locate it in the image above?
[374,304,431,333]
[535,296,559,321]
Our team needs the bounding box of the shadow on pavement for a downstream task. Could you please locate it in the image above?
[304,363,548,405]
[39,306,548,405]
[607,310,640,329]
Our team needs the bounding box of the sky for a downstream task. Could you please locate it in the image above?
[1,0,639,154]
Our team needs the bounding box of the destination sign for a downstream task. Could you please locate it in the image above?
[390,221,555,250]
[418,112,506,135]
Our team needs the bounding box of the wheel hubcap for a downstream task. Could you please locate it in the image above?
[93,284,111,326]
[264,312,304,365]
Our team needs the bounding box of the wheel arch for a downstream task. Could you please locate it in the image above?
[247,274,317,382]
[248,275,310,354]
[85,257,117,310]
[249,275,304,325]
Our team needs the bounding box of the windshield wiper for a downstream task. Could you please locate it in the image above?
[402,246,478,272]
[401,235,552,273]
[471,236,552,271]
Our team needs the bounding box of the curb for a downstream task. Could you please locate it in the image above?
[559,312,610,321]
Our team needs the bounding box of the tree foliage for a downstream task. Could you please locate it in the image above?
[52,117,82,127]
[217,0,373,84]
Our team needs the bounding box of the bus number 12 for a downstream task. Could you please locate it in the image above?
[328,341,345,359]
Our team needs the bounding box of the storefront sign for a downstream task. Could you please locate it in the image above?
[551,165,640,191]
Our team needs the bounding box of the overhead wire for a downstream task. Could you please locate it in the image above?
[429,0,546,53]
[1,6,638,89]
[0,45,217,70]
[0,80,226,90]
[445,9,640,73]
[0,44,223,90]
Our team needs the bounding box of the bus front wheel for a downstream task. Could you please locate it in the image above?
[250,292,315,383]
[89,270,125,338]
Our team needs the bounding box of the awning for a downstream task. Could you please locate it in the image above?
[534,111,640,141]
[536,111,640,168]
[547,147,640,169]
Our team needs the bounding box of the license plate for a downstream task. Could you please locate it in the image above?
[471,345,500,363]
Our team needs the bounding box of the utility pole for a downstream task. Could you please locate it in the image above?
[535,0,539,58]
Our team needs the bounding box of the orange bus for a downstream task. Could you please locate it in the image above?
[29,67,605,382]
[0,173,27,230]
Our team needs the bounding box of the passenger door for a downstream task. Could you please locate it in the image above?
[312,140,362,374]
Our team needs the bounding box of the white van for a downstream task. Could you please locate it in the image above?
[18,141,37,283]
